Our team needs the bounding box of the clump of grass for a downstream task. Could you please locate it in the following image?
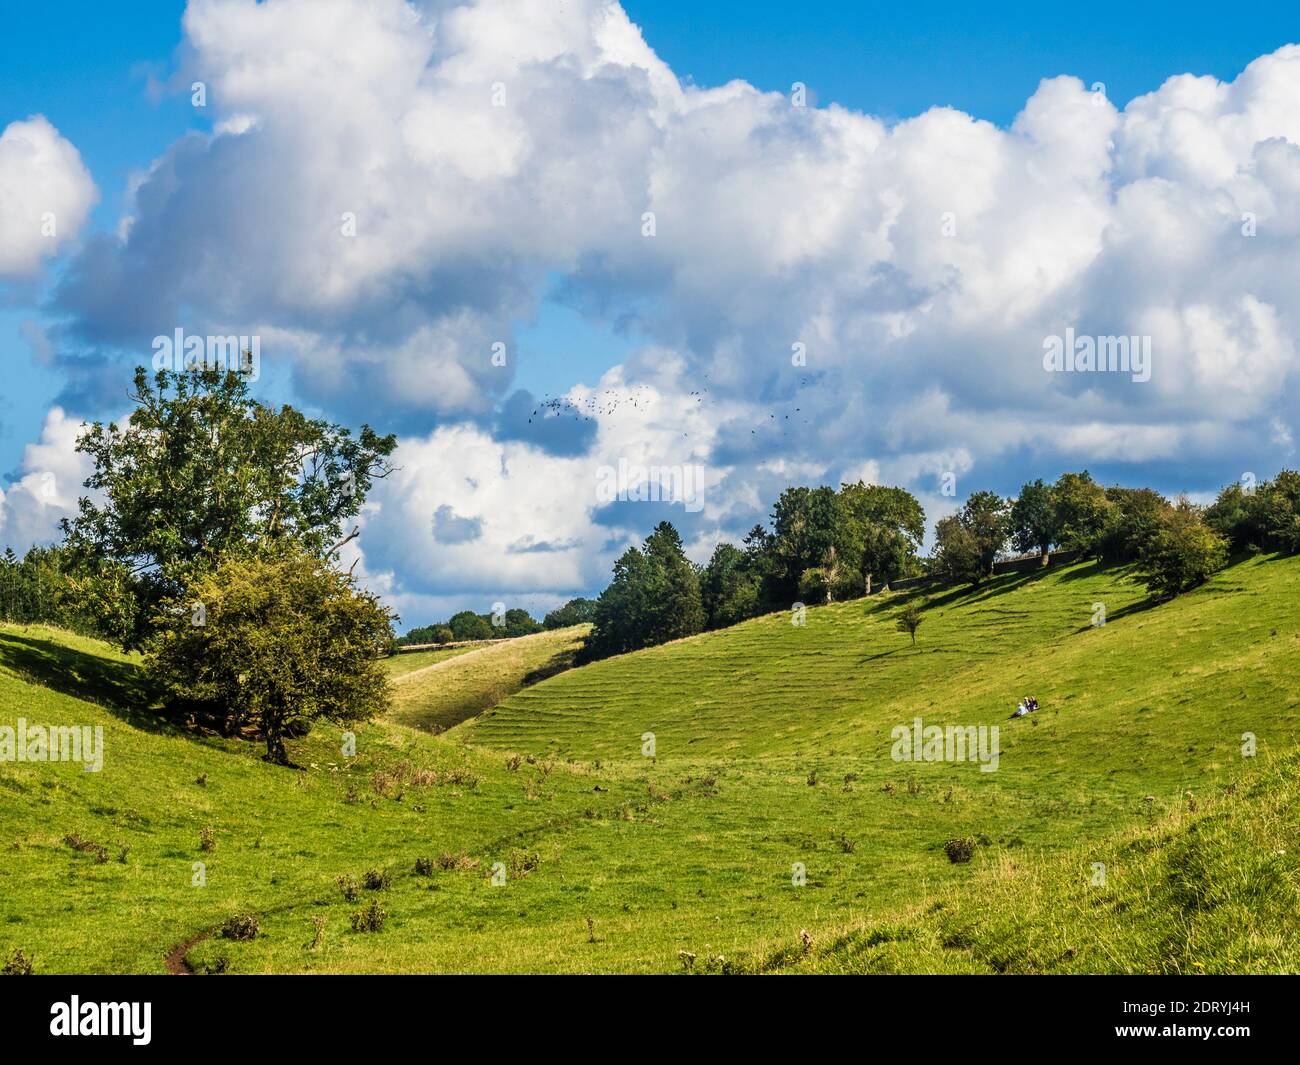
[310,915,326,950]
[62,833,108,864]
[441,767,479,788]
[116,844,130,864]
[363,868,391,890]
[2,949,34,975]
[806,769,819,787]
[195,774,208,787]
[437,852,478,871]
[336,874,361,902]
[351,899,386,933]
[507,850,541,877]
[414,857,434,877]
[199,827,217,852]
[219,914,259,941]
[839,833,856,854]
[505,754,522,771]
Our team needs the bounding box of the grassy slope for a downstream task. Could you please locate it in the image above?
[385,626,587,733]
[382,645,482,678]
[0,557,1297,974]
[759,751,1300,975]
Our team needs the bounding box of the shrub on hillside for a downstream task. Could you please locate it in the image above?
[147,547,394,764]
[1135,502,1229,600]
[944,837,977,864]
[2,949,34,975]
[351,899,386,933]
[1097,487,1173,564]
[219,914,259,941]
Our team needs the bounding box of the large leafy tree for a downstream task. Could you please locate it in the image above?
[148,548,394,763]
[700,542,763,629]
[931,492,1007,585]
[767,486,851,602]
[1008,478,1059,560]
[931,514,982,585]
[961,490,1009,578]
[1097,486,1171,564]
[585,522,704,659]
[1203,481,1265,553]
[585,546,652,659]
[1051,471,1112,556]
[447,610,495,641]
[641,521,706,641]
[1255,470,1300,552]
[62,367,396,647]
[838,481,925,593]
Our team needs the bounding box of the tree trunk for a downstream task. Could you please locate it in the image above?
[264,731,288,765]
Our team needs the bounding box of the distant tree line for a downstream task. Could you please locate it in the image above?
[582,481,927,661]
[397,596,601,646]
[397,607,544,645]
[580,469,1300,662]
[0,544,134,637]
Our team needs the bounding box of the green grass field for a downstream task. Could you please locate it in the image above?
[1,556,1297,974]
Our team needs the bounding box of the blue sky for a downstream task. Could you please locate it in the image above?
[2,0,1299,625]
[4,0,1295,463]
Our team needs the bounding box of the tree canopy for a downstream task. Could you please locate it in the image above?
[62,367,396,647]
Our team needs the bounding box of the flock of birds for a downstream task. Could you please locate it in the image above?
[525,373,816,439]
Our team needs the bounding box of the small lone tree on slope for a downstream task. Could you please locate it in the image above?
[897,601,924,646]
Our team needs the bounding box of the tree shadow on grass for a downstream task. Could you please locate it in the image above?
[520,648,581,688]
[1070,595,1164,633]
[915,571,1041,612]
[0,628,169,734]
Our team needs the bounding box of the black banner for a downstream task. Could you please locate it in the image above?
[0,975,1290,1051]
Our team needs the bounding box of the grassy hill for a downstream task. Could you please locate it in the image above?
[1,556,1297,974]
[385,626,587,733]
[382,645,484,678]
